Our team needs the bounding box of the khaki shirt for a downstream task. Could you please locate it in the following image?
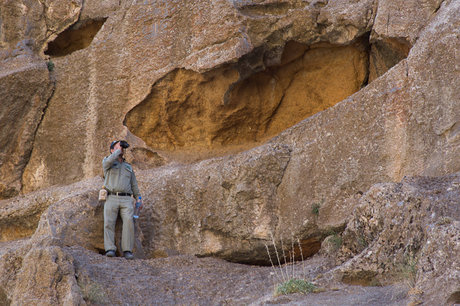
[102,149,141,199]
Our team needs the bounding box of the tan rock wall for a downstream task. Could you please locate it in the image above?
[20,0,377,192]
[0,58,53,199]
[0,0,82,56]
[0,0,83,199]
[368,0,444,81]
[1,0,439,198]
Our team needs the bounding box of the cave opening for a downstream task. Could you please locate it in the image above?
[45,18,107,57]
[231,236,322,266]
[125,33,410,163]
[0,213,43,242]
[125,36,371,161]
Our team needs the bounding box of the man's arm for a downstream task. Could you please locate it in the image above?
[131,171,141,201]
[102,149,122,172]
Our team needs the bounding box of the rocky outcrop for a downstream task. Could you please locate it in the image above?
[138,143,292,263]
[11,0,376,193]
[1,0,459,304]
[1,171,458,304]
[136,0,459,261]
[1,0,453,198]
[368,0,444,82]
[328,174,460,305]
[0,56,53,199]
[0,0,82,199]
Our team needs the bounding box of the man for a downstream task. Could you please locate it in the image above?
[102,140,142,259]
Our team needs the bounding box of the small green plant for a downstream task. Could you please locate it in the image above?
[397,253,418,290]
[47,60,54,72]
[78,279,108,304]
[265,233,319,297]
[275,278,316,296]
[329,233,342,250]
[312,203,321,216]
[357,235,368,248]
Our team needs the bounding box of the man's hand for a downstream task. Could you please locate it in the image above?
[114,142,122,151]
[113,141,124,156]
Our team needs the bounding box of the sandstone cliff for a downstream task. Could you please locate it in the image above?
[0,0,459,304]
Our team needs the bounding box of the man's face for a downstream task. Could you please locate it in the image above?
[111,141,124,156]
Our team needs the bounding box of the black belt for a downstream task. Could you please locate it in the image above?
[108,192,132,197]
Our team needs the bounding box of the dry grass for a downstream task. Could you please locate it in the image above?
[265,233,318,296]
[78,279,109,304]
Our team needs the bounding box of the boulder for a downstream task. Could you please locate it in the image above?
[332,174,460,305]
[0,55,53,199]
[0,0,83,199]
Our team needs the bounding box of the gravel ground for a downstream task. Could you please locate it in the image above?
[69,246,410,305]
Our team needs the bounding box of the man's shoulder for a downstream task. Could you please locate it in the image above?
[123,162,134,172]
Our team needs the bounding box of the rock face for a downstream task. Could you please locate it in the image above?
[0,0,82,199]
[1,0,460,304]
[1,172,458,304]
[331,174,460,304]
[125,40,369,160]
[0,57,53,199]
[19,0,379,192]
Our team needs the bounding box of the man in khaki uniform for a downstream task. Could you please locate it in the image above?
[102,140,142,259]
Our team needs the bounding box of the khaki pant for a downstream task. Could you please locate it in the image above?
[104,195,134,252]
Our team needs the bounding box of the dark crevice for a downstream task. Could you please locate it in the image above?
[45,18,107,57]
[20,70,56,196]
[368,35,410,82]
[217,236,322,266]
[433,0,445,14]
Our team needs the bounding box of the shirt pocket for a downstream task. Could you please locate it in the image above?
[121,165,133,179]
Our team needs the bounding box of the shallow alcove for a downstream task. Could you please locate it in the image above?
[369,37,411,82]
[45,18,107,57]
[238,236,322,266]
[125,37,370,161]
[0,210,43,242]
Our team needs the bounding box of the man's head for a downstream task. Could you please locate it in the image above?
[110,140,129,154]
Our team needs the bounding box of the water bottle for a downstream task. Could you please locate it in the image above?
[133,196,142,219]
[98,186,107,201]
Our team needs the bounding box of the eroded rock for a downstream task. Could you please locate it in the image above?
[45,18,107,57]
[369,0,444,82]
[0,56,54,199]
[20,0,379,193]
[0,0,82,57]
[125,39,369,160]
[138,143,291,264]
[333,174,460,304]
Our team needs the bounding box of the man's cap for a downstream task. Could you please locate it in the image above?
[110,140,130,149]
[110,140,119,149]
